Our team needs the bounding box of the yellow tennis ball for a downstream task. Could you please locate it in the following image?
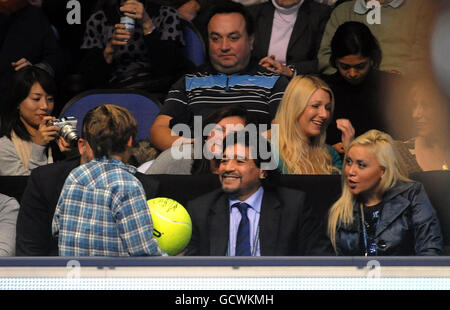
[147,197,192,256]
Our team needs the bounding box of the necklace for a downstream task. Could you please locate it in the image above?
[359,203,382,256]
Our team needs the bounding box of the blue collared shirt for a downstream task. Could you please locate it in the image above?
[227,186,264,256]
[354,0,404,14]
[52,157,165,257]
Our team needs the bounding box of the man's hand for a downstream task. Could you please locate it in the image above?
[56,137,73,153]
[177,0,200,21]
[11,58,32,71]
[259,55,294,78]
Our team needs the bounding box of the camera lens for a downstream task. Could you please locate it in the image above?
[60,124,79,144]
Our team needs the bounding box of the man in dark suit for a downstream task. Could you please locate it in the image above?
[250,0,332,77]
[185,131,329,256]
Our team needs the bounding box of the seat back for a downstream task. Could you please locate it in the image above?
[411,171,450,253]
[59,89,161,141]
[180,20,206,67]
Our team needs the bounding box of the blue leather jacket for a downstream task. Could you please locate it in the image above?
[336,181,443,256]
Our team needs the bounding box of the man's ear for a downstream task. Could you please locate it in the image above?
[249,34,255,51]
[77,138,85,156]
[127,136,133,148]
[259,169,266,180]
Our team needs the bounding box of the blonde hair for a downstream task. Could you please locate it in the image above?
[273,75,336,174]
[327,130,411,251]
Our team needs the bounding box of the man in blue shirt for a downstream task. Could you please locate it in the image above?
[185,131,329,256]
[52,104,165,256]
[150,2,288,151]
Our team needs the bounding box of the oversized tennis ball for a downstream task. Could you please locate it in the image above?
[147,197,192,256]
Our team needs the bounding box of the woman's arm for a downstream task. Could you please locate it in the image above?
[0,138,47,176]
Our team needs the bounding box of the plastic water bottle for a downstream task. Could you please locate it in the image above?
[120,16,135,32]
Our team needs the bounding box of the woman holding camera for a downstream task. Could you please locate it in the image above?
[0,66,72,175]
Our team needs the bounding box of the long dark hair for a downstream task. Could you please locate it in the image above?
[0,66,57,141]
[330,21,382,69]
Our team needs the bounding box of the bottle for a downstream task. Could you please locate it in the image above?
[120,15,135,32]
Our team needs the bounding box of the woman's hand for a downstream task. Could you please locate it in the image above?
[33,116,59,146]
[117,0,155,37]
[120,0,153,27]
[259,55,294,78]
[177,0,200,21]
[11,58,32,71]
[104,23,132,63]
[111,23,132,46]
[336,118,355,151]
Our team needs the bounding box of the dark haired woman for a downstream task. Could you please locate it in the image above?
[79,0,190,94]
[321,21,401,154]
[0,66,71,175]
[394,77,450,175]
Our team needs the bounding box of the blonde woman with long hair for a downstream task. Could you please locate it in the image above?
[328,130,443,256]
[273,75,354,174]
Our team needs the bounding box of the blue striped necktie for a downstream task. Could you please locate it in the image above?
[234,202,251,256]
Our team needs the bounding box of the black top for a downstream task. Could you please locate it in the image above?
[0,5,64,106]
[321,69,401,145]
[362,201,383,255]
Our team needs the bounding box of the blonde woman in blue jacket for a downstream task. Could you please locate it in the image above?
[328,129,443,256]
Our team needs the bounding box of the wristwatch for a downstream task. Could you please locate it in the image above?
[287,64,297,77]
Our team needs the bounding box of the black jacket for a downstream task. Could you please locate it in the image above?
[249,0,332,74]
[185,185,330,256]
[0,5,64,106]
[335,181,443,256]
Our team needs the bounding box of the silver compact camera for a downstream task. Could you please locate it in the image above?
[52,116,79,144]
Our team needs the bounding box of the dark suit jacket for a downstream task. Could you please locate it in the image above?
[15,157,160,256]
[185,185,330,256]
[249,0,332,74]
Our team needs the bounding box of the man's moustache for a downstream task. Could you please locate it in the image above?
[221,172,241,178]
